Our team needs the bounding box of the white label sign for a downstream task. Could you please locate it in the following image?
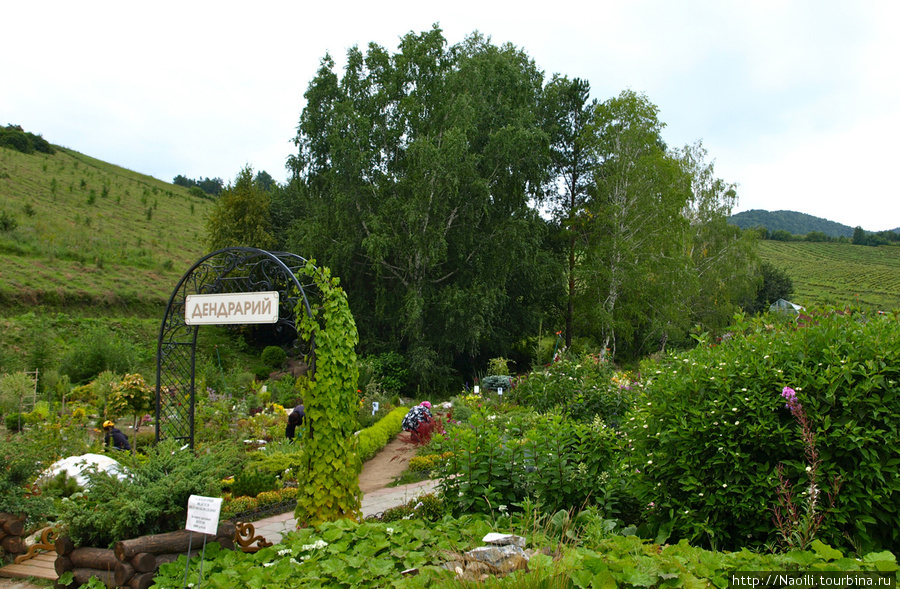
[185,292,279,325]
[186,495,223,535]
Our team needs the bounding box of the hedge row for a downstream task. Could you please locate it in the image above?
[357,406,407,463]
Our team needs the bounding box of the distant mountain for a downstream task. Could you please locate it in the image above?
[728,210,856,238]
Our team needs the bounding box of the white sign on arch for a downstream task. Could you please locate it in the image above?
[185,291,279,325]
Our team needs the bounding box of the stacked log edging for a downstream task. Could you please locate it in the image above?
[54,522,236,589]
[0,513,28,558]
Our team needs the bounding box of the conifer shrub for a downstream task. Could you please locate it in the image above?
[57,439,240,547]
[626,310,900,553]
[231,470,279,499]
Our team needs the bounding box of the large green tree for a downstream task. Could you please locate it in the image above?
[205,166,275,252]
[679,141,758,332]
[578,90,692,358]
[540,75,597,349]
[286,27,556,385]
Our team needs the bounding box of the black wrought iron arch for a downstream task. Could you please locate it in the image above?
[155,247,317,448]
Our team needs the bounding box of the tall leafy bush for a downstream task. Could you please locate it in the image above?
[293,262,362,525]
[511,355,636,425]
[626,311,900,552]
[436,409,620,515]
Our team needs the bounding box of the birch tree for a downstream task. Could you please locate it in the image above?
[287,27,554,384]
[581,90,691,357]
[680,141,758,330]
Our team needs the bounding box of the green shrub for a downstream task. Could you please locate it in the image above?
[255,490,283,507]
[357,406,406,463]
[480,374,512,391]
[0,127,33,153]
[408,452,452,473]
[449,400,472,423]
[252,361,272,380]
[626,310,900,553]
[487,357,512,376]
[60,327,138,384]
[511,355,635,425]
[381,493,445,522]
[231,470,279,498]
[0,209,17,232]
[5,412,26,431]
[0,371,34,415]
[57,439,241,547]
[0,433,55,528]
[435,409,620,516]
[40,471,82,499]
[260,346,287,369]
[24,400,50,424]
[221,495,259,520]
[369,352,408,395]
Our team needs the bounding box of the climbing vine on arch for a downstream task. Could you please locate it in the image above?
[293,261,362,526]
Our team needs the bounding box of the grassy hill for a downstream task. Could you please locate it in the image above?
[760,240,900,311]
[0,143,212,314]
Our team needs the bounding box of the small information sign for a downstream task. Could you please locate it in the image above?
[186,495,223,535]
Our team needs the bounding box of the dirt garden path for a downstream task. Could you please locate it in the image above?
[358,433,418,493]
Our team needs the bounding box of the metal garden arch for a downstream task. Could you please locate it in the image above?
[155,247,316,448]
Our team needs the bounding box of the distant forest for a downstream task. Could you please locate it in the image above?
[728,209,900,244]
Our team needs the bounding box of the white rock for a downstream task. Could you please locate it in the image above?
[481,533,526,548]
[40,453,129,488]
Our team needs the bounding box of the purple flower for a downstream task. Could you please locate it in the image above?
[781,386,802,412]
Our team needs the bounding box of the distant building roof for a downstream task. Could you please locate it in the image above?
[770,298,805,313]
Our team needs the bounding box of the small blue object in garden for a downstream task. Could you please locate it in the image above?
[372,401,379,416]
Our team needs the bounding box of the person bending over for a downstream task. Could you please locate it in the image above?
[103,420,132,451]
[285,403,305,441]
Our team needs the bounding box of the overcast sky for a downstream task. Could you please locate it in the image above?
[4,1,898,231]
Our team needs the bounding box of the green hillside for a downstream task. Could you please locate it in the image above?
[0,142,212,314]
[729,209,856,237]
[759,240,900,311]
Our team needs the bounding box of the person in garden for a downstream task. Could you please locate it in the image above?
[285,403,305,441]
[402,401,434,442]
[102,420,132,451]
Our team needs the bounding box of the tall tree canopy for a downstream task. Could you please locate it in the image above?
[540,75,597,349]
[579,90,691,357]
[276,28,758,382]
[205,165,276,252]
[286,27,559,385]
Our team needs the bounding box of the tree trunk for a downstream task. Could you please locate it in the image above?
[126,572,156,589]
[72,568,117,589]
[114,561,136,586]
[0,513,26,536]
[55,535,76,556]
[54,556,73,577]
[131,552,157,572]
[114,523,235,560]
[69,547,119,571]
[0,534,26,553]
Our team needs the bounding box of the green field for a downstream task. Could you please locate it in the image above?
[759,240,900,311]
[0,144,212,313]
